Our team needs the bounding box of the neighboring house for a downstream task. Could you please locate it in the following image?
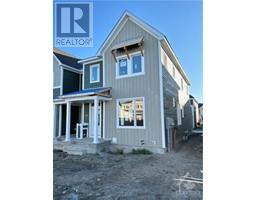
[189,95,200,128]
[53,11,194,153]
[198,103,203,125]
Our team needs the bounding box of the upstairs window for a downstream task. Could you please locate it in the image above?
[132,54,142,74]
[116,52,144,78]
[90,64,100,83]
[118,58,128,76]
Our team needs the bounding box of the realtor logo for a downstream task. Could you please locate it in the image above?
[54,1,93,47]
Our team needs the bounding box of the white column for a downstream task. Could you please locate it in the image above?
[80,104,85,139]
[58,104,62,137]
[93,97,99,144]
[53,104,58,140]
[65,101,71,141]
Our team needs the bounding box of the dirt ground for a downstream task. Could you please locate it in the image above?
[54,135,203,200]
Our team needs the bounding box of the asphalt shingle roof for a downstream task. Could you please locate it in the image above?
[53,48,82,70]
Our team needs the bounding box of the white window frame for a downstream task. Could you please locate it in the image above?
[90,64,100,83]
[116,97,145,129]
[116,51,145,79]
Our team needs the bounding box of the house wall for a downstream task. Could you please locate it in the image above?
[53,88,61,99]
[83,61,103,89]
[104,19,164,152]
[62,69,80,94]
[160,47,193,141]
[53,56,61,87]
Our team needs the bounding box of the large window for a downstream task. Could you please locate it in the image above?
[90,64,100,83]
[117,97,145,128]
[116,52,144,78]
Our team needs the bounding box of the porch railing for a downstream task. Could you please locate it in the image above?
[76,123,89,139]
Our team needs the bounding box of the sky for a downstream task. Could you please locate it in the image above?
[56,0,203,102]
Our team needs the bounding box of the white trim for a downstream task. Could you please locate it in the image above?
[53,54,62,65]
[53,86,61,89]
[82,65,85,90]
[80,59,103,66]
[103,101,106,139]
[90,64,100,83]
[61,64,82,74]
[115,51,145,79]
[158,41,166,149]
[60,67,63,95]
[58,105,62,137]
[78,57,102,64]
[116,97,145,129]
[97,11,163,55]
[103,53,105,86]
[65,101,71,141]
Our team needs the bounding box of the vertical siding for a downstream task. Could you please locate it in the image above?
[83,61,103,89]
[161,47,193,137]
[53,88,60,99]
[53,56,61,87]
[62,69,80,94]
[104,19,163,148]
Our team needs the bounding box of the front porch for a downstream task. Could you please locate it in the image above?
[53,136,111,155]
[53,87,112,151]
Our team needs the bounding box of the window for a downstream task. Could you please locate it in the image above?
[132,55,142,74]
[116,52,144,78]
[118,58,128,76]
[117,97,145,128]
[90,64,100,83]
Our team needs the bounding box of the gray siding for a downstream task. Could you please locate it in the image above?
[83,61,103,89]
[63,69,80,94]
[53,56,61,87]
[104,19,163,149]
[53,88,60,99]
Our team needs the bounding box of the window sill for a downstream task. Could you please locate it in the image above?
[116,72,145,79]
[117,126,145,129]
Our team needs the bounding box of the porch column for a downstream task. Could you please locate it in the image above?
[93,97,99,144]
[80,103,85,139]
[65,101,71,141]
[53,104,58,140]
[58,104,62,137]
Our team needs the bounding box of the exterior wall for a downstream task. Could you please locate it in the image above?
[160,46,193,146]
[53,56,61,87]
[62,69,80,94]
[53,88,60,99]
[83,61,103,89]
[104,19,163,150]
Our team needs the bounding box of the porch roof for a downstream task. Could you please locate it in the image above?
[59,87,112,99]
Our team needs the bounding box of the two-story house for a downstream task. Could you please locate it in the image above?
[53,11,193,153]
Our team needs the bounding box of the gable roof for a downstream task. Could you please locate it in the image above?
[96,10,164,56]
[95,10,190,85]
[53,48,83,70]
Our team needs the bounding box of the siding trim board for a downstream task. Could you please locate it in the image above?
[158,41,166,149]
